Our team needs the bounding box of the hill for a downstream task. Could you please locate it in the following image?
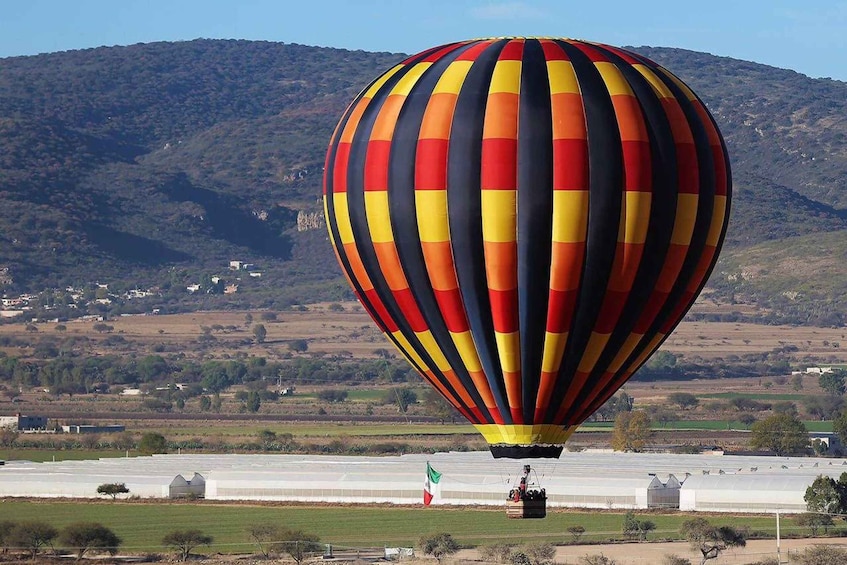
[1,40,846,321]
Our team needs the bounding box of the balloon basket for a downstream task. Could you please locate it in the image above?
[505,498,547,519]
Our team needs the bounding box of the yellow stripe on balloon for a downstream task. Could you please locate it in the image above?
[432,60,474,95]
[670,193,699,246]
[364,192,393,244]
[551,191,589,243]
[415,190,450,243]
[707,196,728,246]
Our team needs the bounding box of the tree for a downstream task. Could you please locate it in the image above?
[288,339,309,352]
[59,522,121,559]
[622,512,655,541]
[738,413,757,428]
[668,392,699,410]
[245,391,261,413]
[384,387,418,413]
[680,518,746,565]
[750,413,809,455]
[276,529,321,565]
[804,474,847,514]
[819,372,846,396]
[6,521,58,559]
[252,324,267,343]
[611,410,653,452]
[795,512,834,535]
[796,545,847,564]
[0,520,16,553]
[567,525,586,542]
[247,524,287,558]
[804,396,844,421]
[833,411,847,446]
[419,532,459,562]
[162,529,213,561]
[792,374,804,391]
[96,483,129,500]
[199,395,212,411]
[317,389,348,403]
[138,432,167,454]
[0,428,19,448]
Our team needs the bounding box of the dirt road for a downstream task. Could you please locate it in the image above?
[455,538,847,564]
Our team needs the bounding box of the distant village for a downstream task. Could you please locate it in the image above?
[0,260,263,320]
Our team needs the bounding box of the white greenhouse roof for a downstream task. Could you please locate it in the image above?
[0,450,844,512]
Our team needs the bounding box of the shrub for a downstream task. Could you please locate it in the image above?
[96,483,130,500]
[478,543,515,563]
[795,545,847,565]
[567,525,586,542]
[579,555,617,565]
[419,533,459,562]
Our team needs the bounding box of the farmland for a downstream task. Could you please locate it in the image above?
[2,300,847,364]
[0,500,792,553]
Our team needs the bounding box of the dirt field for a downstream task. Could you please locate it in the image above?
[456,538,847,564]
[3,301,847,364]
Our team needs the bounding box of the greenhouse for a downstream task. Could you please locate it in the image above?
[0,450,843,513]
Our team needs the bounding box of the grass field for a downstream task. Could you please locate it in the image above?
[0,500,792,554]
[0,449,133,462]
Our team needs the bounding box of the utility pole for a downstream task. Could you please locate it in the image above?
[776,510,781,564]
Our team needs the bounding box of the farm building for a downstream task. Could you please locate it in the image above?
[0,451,844,513]
[0,413,48,430]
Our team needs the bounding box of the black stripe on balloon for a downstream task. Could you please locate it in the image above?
[516,39,554,422]
[323,62,439,380]
[543,40,623,423]
[448,40,512,423]
[566,44,678,423]
[586,60,719,411]
[340,57,479,419]
[324,90,392,334]
[386,43,495,423]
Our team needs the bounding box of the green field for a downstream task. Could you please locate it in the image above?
[0,449,133,463]
[0,501,793,554]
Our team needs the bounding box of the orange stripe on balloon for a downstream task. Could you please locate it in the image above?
[483,241,517,290]
[420,241,458,290]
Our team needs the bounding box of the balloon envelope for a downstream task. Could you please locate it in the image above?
[323,38,731,458]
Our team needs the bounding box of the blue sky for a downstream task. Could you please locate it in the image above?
[2,0,845,81]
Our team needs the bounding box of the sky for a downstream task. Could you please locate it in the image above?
[1,0,846,81]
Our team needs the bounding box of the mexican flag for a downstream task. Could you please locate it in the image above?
[423,462,442,506]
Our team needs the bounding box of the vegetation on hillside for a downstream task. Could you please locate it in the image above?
[1,41,847,319]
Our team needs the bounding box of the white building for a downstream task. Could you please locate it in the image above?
[0,451,843,513]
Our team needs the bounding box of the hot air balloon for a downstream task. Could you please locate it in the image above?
[323,38,730,460]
